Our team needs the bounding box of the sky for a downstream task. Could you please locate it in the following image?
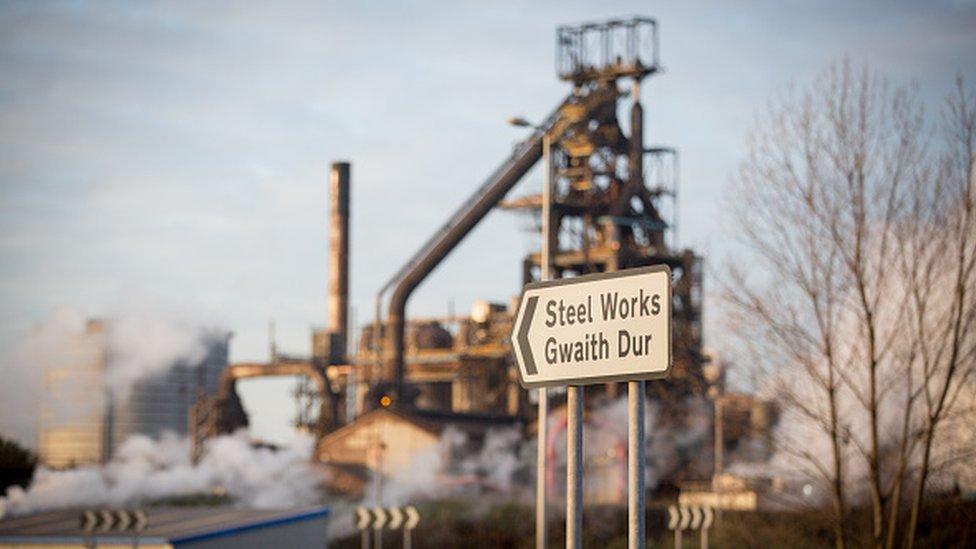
[1,1,975,445]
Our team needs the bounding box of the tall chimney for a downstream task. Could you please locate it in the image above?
[328,161,350,361]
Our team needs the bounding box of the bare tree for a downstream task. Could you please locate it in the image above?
[816,63,923,549]
[725,62,975,549]
[902,78,976,549]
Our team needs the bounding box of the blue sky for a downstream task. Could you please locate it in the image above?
[1,1,974,444]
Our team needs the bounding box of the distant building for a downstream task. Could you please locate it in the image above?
[0,506,331,548]
[38,320,109,468]
[38,319,229,468]
[316,406,521,497]
[679,473,797,511]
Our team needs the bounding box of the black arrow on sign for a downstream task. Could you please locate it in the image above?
[98,509,114,532]
[133,509,148,532]
[80,510,97,532]
[518,296,539,375]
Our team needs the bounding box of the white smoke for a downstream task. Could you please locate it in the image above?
[724,356,976,508]
[0,307,218,450]
[0,431,323,518]
[363,425,527,509]
[585,395,713,490]
[103,313,210,400]
[326,425,529,541]
[724,274,976,506]
[934,377,976,492]
[0,307,86,449]
[457,426,527,492]
[369,395,712,508]
[326,396,716,541]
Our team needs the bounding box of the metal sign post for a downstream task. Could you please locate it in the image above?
[628,380,646,549]
[511,266,672,549]
[356,505,420,549]
[372,507,387,549]
[667,505,713,549]
[537,130,552,549]
[536,389,548,549]
[667,505,682,548]
[355,507,371,549]
[403,505,420,549]
[678,504,692,536]
[80,510,96,549]
[79,509,147,549]
[388,507,403,531]
[668,505,681,547]
[566,384,583,549]
[132,509,147,549]
[701,507,714,549]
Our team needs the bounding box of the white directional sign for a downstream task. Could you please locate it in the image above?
[81,510,97,533]
[667,505,680,530]
[354,506,420,531]
[388,507,403,530]
[404,505,420,530]
[116,510,132,531]
[372,507,387,530]
[98,510,114,532]
[689,506,702,529]
[701,507,714,530]
[667,505,713,531]
[355,507,371,531]
[512,266,672,387]
[678,505,692,530]
[132,510,148,532]
[79,509,147,534]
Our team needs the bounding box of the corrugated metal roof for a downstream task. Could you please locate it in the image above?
[0,505,329,545]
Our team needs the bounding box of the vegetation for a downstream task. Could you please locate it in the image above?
[149,492,234,507]
[724,61,975,548]
[330,498,976,548]
[0,436,37,493]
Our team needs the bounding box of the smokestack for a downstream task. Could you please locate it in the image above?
[328,161,350,361]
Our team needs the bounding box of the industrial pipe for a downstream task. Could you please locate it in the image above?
[329,161,350,360]
[386,137,544,399]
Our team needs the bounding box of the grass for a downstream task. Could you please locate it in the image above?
[330,497,975,548]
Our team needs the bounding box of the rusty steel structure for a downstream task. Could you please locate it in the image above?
[194,19,709,467]
[369,16,705,411]
[190,162,354,455]
[327,161,350,363]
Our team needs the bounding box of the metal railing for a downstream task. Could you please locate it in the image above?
[556,17,660,82]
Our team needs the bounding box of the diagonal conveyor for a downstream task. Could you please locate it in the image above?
[380,93,577,400]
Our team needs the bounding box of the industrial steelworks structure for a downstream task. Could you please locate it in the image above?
[363,16,706,434]
[193,17,766,503]
[39,319,229,468]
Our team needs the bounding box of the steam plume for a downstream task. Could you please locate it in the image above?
[0,431,322,518]
[0,307,219,450]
